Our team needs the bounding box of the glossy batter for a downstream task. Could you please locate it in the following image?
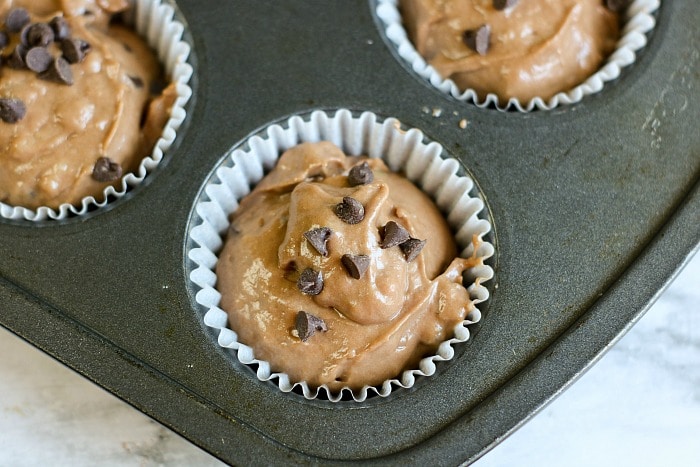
[401,0,619,102]
[0,0,173,209]
[217,142,481,391]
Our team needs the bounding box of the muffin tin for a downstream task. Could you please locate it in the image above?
[1,0,698,464]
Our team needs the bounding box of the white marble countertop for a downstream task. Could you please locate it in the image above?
[1,252,698,466]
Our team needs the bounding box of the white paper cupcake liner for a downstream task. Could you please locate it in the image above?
[187,109,495,402]
[0,0,193,221]
[376,0,660,112]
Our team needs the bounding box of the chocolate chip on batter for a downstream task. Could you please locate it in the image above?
[334,196,365,224]
[91,157,123,182]
[6,44,27,69]
[297,268,324,296]
[61,38,90,64]
[348,161,374,186]
[380,221,410,249]
[303,227,332,257]
[39,57,74,85]
[26,23,55,47]
[25,47,52,73]
[493,0,518,10]
[19,23,30,46]
[295,311,328,342]
[399,238,426,262]
[463,24,491,56]
[0,31,9,50]
[150,77,167,96]
[605,0,630,13]
[0,98,26,124]
[5,8,30,33]
[129,75,144,88]
[341,254,370,280]
[49,16,71,41]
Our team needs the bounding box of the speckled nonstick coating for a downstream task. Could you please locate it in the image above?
[1,1,698,464]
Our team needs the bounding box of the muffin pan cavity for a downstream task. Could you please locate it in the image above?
[185,108,494,402]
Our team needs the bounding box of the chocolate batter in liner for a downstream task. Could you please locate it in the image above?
[376,0,660,111]
[0,0,193,221]
[188,109,494,402]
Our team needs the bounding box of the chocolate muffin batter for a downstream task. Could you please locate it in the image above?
[216,142,481,391]
[0,1,174,209]
[401,0,620,103]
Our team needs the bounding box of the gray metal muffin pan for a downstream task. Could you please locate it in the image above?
[1,0,698,464]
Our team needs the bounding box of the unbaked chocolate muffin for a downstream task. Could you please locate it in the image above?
[0,0,179,210]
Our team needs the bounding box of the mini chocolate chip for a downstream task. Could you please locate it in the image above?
[39,57,73,85]
[61,38,90,64]
[0,98,26,124]
[19,23,30,46]
[493,0,518,10]
[5,8,30,33]
[297,268,324,295]
[400,238,426,262]
[334,197,365,224]
[91,157,123,182]
[25,47,52,73]
[0,31,9,49]
[605,0,630,13]
[380,221,410,249]
[150,77,167,96]
[129,75,144,88]
[463,24,491,56]
[341,254,370,280]
[27,23,55,47]
[348,161,374,186]
[303,227,332,257]
[295,311,327,342]
[6,45,27,69]
[49,16,71,41]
